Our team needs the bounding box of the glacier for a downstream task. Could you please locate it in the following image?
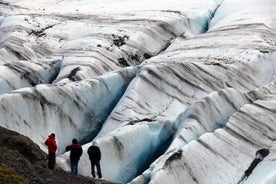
[0,0,276,183]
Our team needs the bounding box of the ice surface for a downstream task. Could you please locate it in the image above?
[0,0,276,183]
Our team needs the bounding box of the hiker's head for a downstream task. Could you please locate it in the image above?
[72,138,78,144]
[51,133,55,138]
[93,141,98,146]
[256,148,269,158]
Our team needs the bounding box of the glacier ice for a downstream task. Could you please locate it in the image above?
[0,0,276,184]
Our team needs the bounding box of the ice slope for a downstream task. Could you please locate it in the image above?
[127,0,276,183]
[0,0,276,184]
[0,67,137,153]
[0,59,61,94]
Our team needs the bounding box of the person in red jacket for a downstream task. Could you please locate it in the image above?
[44,133,57,170]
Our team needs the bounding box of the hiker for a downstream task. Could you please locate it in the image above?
[244,148,270,177]
[66,138,83,175]
[87,141,102,178]
[44,133,57,170]
[238,148,270,183]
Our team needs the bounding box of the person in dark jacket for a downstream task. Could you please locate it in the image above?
[66,138,83,175]
[238,148,270,183]
[44,133,57,170]
[244,148,270,177]
[87,141,102,178]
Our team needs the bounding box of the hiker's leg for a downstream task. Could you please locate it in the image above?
[48,154,51,169]
[71,161,74,173]
[96,161,102,178]
[91,162,96,178]
[48,153,55,170]
[70,160,78,175]
[75,160,79,175]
